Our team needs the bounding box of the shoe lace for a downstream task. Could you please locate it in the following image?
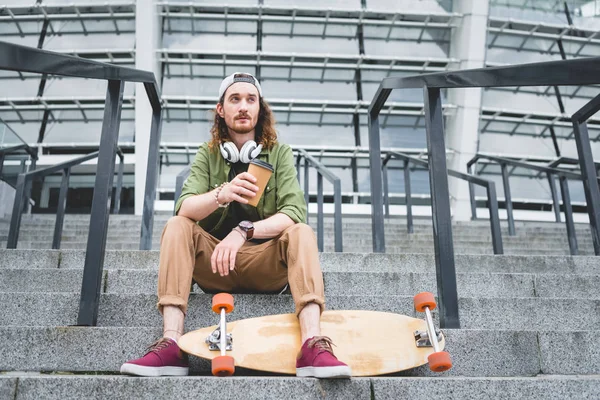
[144,338,173,355]
[307,336,337,356]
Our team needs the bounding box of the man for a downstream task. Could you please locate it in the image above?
[120,72,351,379]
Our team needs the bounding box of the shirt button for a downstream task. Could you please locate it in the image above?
[214,184,218,187]
[266,186,269,190]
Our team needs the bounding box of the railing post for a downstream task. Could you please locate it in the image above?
[423,86,460,329]
[558,175,578,256]
[486,182,504,255]
[382,162,390,218]
[333,178,343,252]
[6,173,27,249]
[52,168,70,250]
[304,158,309,225]
[500,163,516,236]
[572,115,600,255]
[467,162,477,220]
[140,99,163,251]
[317,173,324,252]
[296,152,301,183]
[368,113,385,253]
[77,80,124,326]
[547,173,561,223]
[404,160,414,234]
[112,152,124,214]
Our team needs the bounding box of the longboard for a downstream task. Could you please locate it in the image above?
[179,300,450,377]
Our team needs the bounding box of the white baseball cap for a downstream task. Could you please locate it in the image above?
[218,72,263,100]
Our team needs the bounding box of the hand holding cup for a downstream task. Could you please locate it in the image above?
[218,172,259,205]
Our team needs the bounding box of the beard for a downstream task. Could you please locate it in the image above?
[227,114,256,135]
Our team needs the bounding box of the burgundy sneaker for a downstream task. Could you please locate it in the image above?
[120,338,189,377]
[296,336,352,378]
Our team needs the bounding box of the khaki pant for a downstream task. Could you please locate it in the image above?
[157,216,325,317]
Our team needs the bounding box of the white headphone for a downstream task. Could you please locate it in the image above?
[219,140,263,163]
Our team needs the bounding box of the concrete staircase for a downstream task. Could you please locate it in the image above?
[0,214,597,255]
[0,214,599,398]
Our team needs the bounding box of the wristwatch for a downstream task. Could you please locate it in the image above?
[237,220,254,240]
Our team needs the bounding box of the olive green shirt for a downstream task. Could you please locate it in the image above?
[175,142,307,239]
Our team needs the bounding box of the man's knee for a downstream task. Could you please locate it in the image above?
[285,223,314,237]
[162,215,197,242]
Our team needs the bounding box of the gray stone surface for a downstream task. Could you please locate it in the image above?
[59,250,160,270]
[539,331,600,375]
[105,269,536,298]
[9,376,370,400]
[0,377,16,399]
[4,292,600,331]
[5,249,598,276]
[0,269,85,293]
[0,327,541,376]
[535,275,600,299]
[459,298,600,330]
[0,249,59,269]
[371,376,600,400]
[6,375,599,400]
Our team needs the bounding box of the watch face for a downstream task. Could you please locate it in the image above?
[239,220,253,230]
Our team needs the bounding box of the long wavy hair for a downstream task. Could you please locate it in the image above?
[208,97,278,151]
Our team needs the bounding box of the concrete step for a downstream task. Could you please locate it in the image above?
[3,217,594,234]
[2,268,599,301]
[4,241,594,255]
[1,326,598,378]
[0,326,588,377]
[1,375,600,400]
[1,293,599,332]
[4,224,593,239]
[2,250,599,275]
[5,231,596,247]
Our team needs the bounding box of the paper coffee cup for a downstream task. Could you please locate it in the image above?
[244,159,274,207]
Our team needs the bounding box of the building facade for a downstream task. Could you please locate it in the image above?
[1,0,599,220]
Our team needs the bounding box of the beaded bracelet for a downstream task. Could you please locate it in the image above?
[214,182,230,208]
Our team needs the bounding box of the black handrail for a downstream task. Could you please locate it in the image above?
[369,56,600,329]
[7,150,124,250]
[384,152,503,255]
[0,40,162,327]
[296,149,343,252]
[467,153,598,256]
[0,143,39,210]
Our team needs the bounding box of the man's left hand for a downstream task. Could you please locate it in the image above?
[211,229,246,277]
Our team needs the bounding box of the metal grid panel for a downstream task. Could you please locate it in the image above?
[0,2,135,37]
[487,16,600,57]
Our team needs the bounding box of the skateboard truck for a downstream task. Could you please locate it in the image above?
[413,329,443,348]
[210,293,236,376]
[413,292,453,372]
[206,327,233,351]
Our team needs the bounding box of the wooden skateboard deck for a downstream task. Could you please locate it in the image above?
[179,310,446,376]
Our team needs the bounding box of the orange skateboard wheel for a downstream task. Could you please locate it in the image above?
[414,292,436,312]
[428,351,452,372]
[212,293,234,314]
[212,355,235,377]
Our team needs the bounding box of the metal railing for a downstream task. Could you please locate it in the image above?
[368,56,600,328]
[0,40,162,326]
[383,151,503,255]
[7,150,124,250]
[172,149,344,252]
[468,154,600,256]
[295,149,343,252]
[0,123,39,211]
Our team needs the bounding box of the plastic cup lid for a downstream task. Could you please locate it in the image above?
[250,159,274,172]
